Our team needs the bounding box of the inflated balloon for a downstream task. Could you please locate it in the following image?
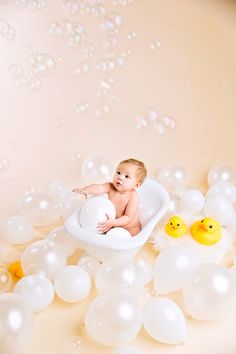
[207,165,236,186]
[227,211,236,235]
[204,196,234,225]
[95,259,142,294]
[54,265,91,303]
[143,297,187,344]
[20,191,60,227]
[106,227,131,239]
[0,293,34,354]
[166,194,180,217]
[153,245,197,295]
[183,263,235,320]
[79,196,116,232]
[14,274,54,312]
[134,258,153,286]
[21,239,67,280]
[206,182,236,204]
[77,256,100,278]
[84,292,142,347]
[0,267,12,293]
[46,226,78,257]
[158,166,188,192]
[81,156,113,183]
[180,189,205,215]
[1,215,34,244]
[115,347,140,354]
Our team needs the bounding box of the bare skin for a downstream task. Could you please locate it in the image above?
[73,162,142,236]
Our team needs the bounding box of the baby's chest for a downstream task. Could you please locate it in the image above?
[109,193,129,216]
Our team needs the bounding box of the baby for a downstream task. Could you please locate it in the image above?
[73,158,147,236]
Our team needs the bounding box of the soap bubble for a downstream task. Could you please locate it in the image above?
[81,156,113,182]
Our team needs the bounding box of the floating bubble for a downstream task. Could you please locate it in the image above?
[101,11,123,33]
[71,336,82,349]
[30,52,56,77]
[27,77,42,91]
[14,0,29,9]
[135,116,148,130]
[29,0,48,12]
[148,109,158,122]
[75,102,90,114]
[127,31,136,39]
[153,122,165,135]
[6,179,16,188]
[0,158,9,173]
[48,22,63,36]
[117,56,125,66]
[71,152,81,163]
[103,34,118,49]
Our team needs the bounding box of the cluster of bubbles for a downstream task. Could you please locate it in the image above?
[49,20,86,47]
[149,39,161,51]
[0,19,15,42]
[8,48,58,91]
[152,164,236,263]
[62,0,106,17]
[127,31,136,40]
[0,160,236,353]
[111,0,135,7]
[10,0,48,12]
[135,109,176,135]
[53,116,71,128]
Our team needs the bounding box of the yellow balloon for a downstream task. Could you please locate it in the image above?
[0,266,12,293]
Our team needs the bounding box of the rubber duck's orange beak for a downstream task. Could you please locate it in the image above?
[199,224,208,232]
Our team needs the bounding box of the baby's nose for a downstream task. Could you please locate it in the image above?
[118,174,125,180]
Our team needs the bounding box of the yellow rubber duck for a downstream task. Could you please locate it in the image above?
[8,261,24,281]
[165,215,188,238]
[191,217,221,245]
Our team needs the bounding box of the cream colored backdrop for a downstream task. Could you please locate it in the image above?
[0,0,236,353]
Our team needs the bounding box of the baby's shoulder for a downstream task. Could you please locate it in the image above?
[130,190,139,202]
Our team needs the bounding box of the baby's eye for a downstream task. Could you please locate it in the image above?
[125,175,130,178]
[117,171,121,175]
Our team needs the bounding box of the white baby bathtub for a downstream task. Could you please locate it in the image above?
[64,177,169,262]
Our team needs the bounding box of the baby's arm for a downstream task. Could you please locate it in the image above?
[73,182,110,199]
[97,192,139,232]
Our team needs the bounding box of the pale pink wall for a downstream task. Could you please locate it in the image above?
[0,1,236,353]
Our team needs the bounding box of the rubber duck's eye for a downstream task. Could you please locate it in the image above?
[209,225,213,228]
[177,224,180,226]
[201,220,204,223]
[170,222,172,225]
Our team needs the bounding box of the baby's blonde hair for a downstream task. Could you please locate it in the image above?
[119,158,147,185]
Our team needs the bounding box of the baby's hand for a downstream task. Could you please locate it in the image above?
[97,214,114,233]
[72,187,88,199]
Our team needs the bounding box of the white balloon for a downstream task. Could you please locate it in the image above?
[21,240,67,280]
[1,215,34,244]
[95,259,142,294]
[81,156,113,183]
[227,211,236,235]
[46,226,78,257]
[134,258,153,285]
[20,191,60,227]
[158,166,188,192]
[79,196,116,232]
[84,293,142,347]
[153,245,197,295]
[183,263,235,320]
[208,165,236,186]
[0,293,34,354]
[106,227,131,239]
[204,196,234,225]
[180,189,205,215]
[14,274,54,312]
[77,256,100,278]
[143,297,187,344]
[206,182,236,204]
[54,265,91,303]
[115,346,140,354]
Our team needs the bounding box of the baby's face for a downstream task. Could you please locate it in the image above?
[113,163,139,192]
